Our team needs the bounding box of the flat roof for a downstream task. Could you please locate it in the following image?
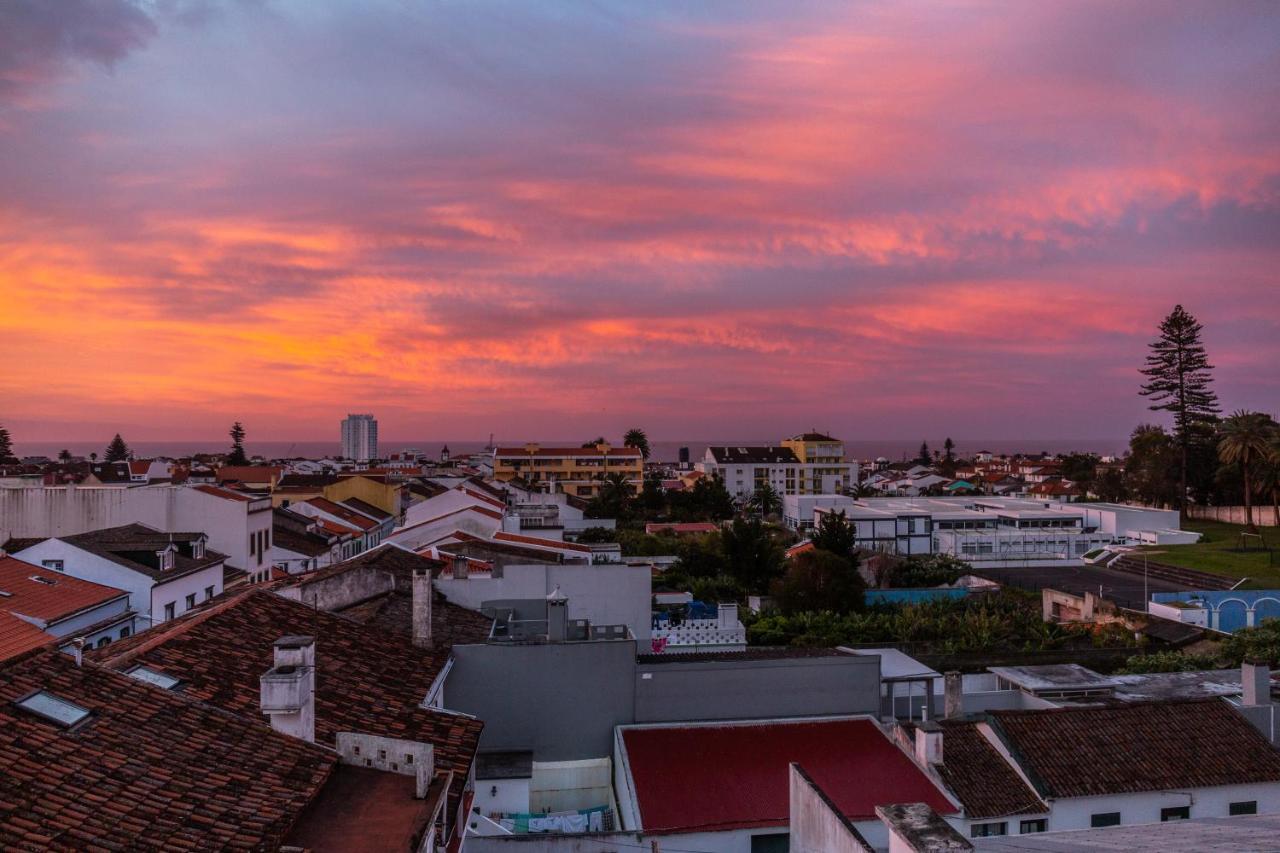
[848,647,939,681]
[619,717,956,835]
[988,664,1118,692]
[976,813,1280,851]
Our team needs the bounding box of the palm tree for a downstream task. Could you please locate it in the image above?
[623,428,651,460]
[1218,411,1277,531]
[748,482,782,518]
[1259,430,1280,528]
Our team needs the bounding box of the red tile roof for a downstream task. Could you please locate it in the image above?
[94,587,483,817]
[0,647,335,849]
[306,497,379,530]
[285,765,447,852]
[192,483,254,501]
[492,531,592,552]
[0,612,53,661]
[934,720,1047,819]
[0,557,128,623]
[620,718,955,834]
[989,699,1280,799]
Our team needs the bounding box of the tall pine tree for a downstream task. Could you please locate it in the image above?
[1139,305,1220,518]
[227,422,248,466]
[104,433,131,462]
[0,424,13,462]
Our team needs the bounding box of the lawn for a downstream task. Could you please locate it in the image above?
[1139,519,1280,589]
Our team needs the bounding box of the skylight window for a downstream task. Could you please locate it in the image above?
[126,666,180,690]
[16,691,91,727]
[29,576,57,586]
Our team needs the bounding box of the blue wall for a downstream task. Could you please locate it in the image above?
[1152,590,1280,633]
[866,587,969,606]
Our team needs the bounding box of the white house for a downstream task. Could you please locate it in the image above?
[12,524,228,626]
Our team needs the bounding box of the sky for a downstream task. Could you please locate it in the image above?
[1,0,1278,445]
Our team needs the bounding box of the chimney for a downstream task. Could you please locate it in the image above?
[914,720,943,766]
[1243,659,1271,707]
[452,555,469,579]
[944,671,963,719]
[412,567,434,650]
[70,637,86,667]
[260,636,316,742]
[547,586,568,643]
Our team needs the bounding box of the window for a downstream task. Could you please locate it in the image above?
[1019,819,1047,834]
[163,602,175,621]
[749,834,788,853]
[249,533,257,556]
[205,586,215,601]
[41,560,64,572]
[119,626,131,639]
[1161,806,1190,822]
[1230,801,1258,816]
[1090,812,1121,828]
[971,822,1007,838]
[96,637,110,648]
[185,593,196,610]
[15,691,90,727]
[128,665,180,689]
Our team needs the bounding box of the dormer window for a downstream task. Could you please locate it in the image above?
[192,539,205,559]
[157,548,175,571]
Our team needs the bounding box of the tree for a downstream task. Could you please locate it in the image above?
[1094,468,1128,503]
[916,441,931,466]
[1125,424,1179,507]
[773,549,865,616]
[623,428,651,460]
[810,509,856,557]
[1217,411,1277,531]
[939,437,957,476]
[638,472,667,516]
[586,471,635,519]
[57,449,72,462]
[0,424,13,462]
[226,422,248,466]
[581,436,607,448]
[104,433,131,462]
[721,518,785,595]
[1139,305,1221,519]
[748,482,782,518]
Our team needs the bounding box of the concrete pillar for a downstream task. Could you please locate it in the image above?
[412,567,433,650]
[1212,607,1221,631]
[944,671,963,719]
[1243,660,1271,707]
[1248,608,1257,628]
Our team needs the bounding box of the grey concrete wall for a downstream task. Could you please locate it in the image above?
[448,639,637,761]
[276,565,394,611]
[467,834,646,853]
[634,654,881,723]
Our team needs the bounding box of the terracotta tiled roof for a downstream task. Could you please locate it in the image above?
[340,496,393,521]
[340,590,493,648]
[989,699,1280,799]
[192,483,254,501]
[0,612,53,661]
[0,557,128,623]
[93,587,483,814]
[0,647,335,849]
[492,531,591,552]
[934,720,1047,819]
[306,497,378,530]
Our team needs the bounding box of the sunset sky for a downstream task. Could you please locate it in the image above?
[2,0,1277,444]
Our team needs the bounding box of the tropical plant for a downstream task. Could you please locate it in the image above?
[1221,618,1280,667]
[720,517,786,595]
[57,448,72,462]
[1125,424,1179,507]
[1139,304,1221,519]
[748,482,782,518]
[890,554,967,588]
[1115,651,1222,675]
[581,436,607,448]
[623,427,651,460]
[104,433,131,462]
[1217,410,1277,530]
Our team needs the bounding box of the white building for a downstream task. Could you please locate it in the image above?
[787,496,1188,567]
[0,483,273,576]
[12,524,227,625]
[699,444,857,501]
[340,413,378,462]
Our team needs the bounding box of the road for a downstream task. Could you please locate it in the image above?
[972,561,1192,610]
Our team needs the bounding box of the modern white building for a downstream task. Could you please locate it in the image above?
[787,496,1189,567]
[340,413,378,462]
[699,439,858,501]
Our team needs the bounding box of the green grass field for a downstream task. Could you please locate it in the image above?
[1139,519,1280,589]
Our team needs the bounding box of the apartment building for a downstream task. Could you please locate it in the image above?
[699,434,858,501]
[340,413,378,462]
[492,442,643,497]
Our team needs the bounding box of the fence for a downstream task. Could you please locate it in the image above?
[1189,505,1279,527]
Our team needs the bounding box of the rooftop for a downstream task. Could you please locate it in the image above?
[92,586,483,814]
[977,813,1280,851]
[0,556,128,623]
[619,717,955,834]
[988,664,1118,694]
[0,611,53,661]
[707,445,801,465]
[283,765,447,853]
[59,523,225,582]
[933,720,1048,819]
[0,647,334,849]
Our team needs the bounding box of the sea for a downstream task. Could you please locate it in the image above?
[16,438,1128,464]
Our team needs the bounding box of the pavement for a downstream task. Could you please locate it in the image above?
[972,561,1194,610]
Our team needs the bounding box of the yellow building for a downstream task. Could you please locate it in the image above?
[493,442,644,497]
[781,432,855,494]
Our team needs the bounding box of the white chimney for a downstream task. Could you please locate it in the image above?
[260,636,316,742]
[914,720,943,765]
[1243,660,1271,707]
[547,586,568,642]
[412,567,433,650]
